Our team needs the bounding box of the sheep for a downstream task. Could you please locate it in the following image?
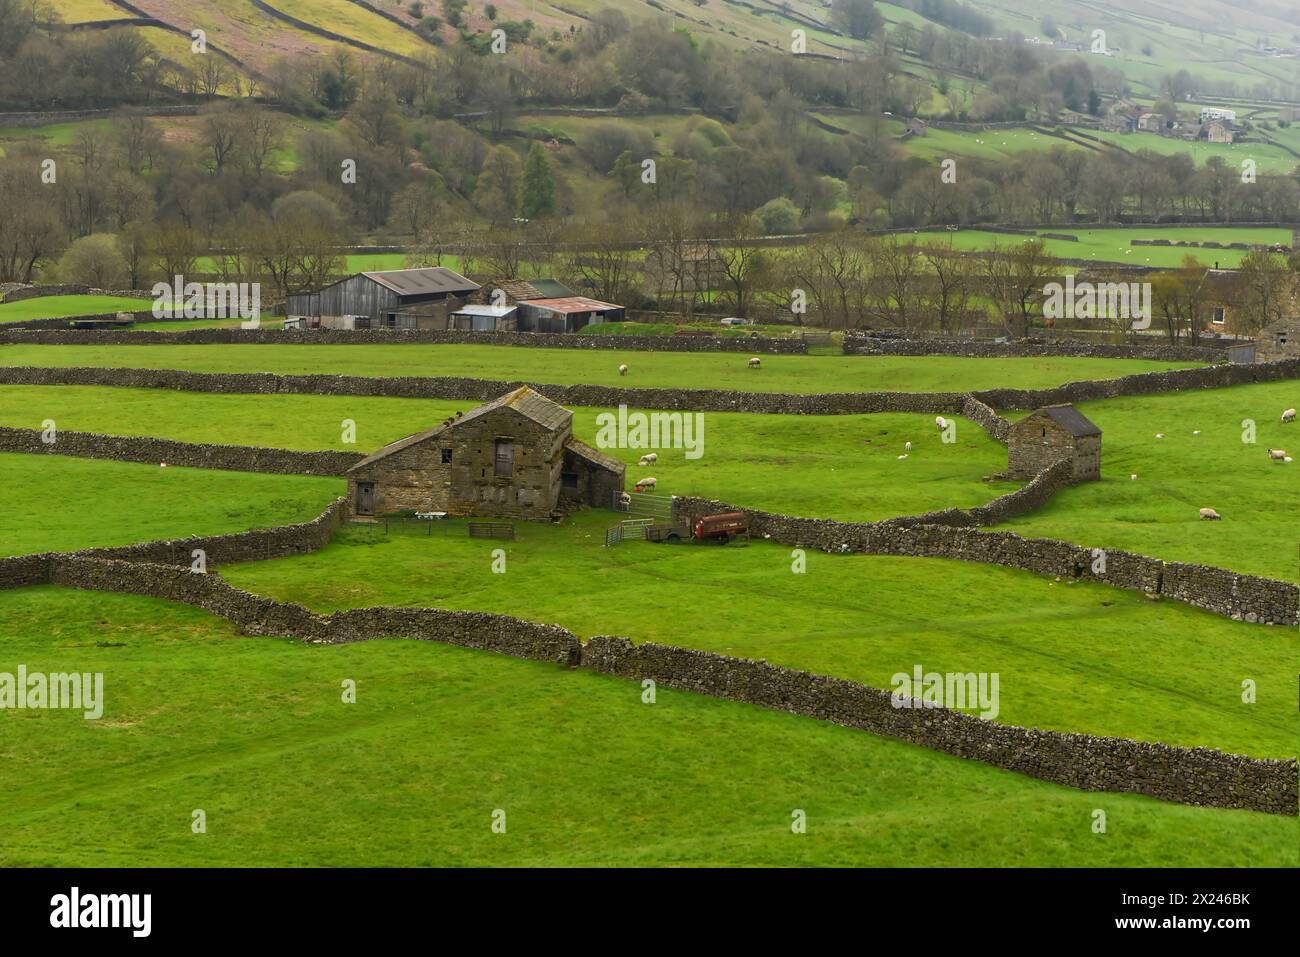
[1199,507,1222,520]
[1130,474,1137,480]
[1268,449,1287,461]
[897,454,909,460]
[748,357,761,368]
[617,491,631,507]
[1155,433,1164,439]
[1192,430,1201,435]
[935,415,948,431]
[1283,408,1296,423]
[634,477,657,492]
[618,363,628,377]
[638,452,658,466]
[904,441,912,452]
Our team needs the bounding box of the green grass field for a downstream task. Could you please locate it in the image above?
[0,343,1202,394]
[0,296,153,324]
[4,587,1290,867]
[998,380,1300,582]
[946,226,1291,268]
[0,454,341,557]
[221,513,1298,759]
[0,386,1008,521]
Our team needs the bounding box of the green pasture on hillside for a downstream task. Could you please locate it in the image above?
[3,587,1290,867]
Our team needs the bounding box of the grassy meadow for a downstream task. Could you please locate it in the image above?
[0,295,153,324]
[220,513,1298,759]
[998,380,1300,582]
[3,586,1291,867]
[0,343,1203,394]
[0,385,1008,521]
[0,454,341,557]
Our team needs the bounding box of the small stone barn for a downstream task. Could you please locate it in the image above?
[345,386,625,521]
[1007,405,1102,483]
[1256,315,1300,361]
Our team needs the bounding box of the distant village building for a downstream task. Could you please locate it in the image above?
[1137,112,1165,132]
[1199,107,1237,124]
[1256,315,1300,362]
[902,117,928,138]
[346,386,625,521]
[1007,405,1102,483]
[1203,120,1234,143]
[285,267,479,330]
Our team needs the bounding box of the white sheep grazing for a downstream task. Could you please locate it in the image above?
[1283,408,1296,423]
[618,363,628,377]
[635,477,657,491]
[1199,507,1222,521]
[748,357,761,368]
[1155,433,1164,439]
[617,491,631,507]
[1130,474,1137,480]
[1268,449,1287,461]
[904,441,912,451]
[935,415,948,431]
[897,454,909,460]
[638,452,658,466]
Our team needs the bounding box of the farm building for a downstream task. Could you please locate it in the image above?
[469,278,577,306]
[1007,405,1102,483]
[449,304,518,332]
[345,386,625,521]
[285,267,480,330]
[1203,121,1234,143]
[1256,315,1300,361]
[516,296,624,333]
[1137,112,1165,132]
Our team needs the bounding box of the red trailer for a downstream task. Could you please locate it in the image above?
[693,512,749,543]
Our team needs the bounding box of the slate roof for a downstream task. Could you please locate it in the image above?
[1033,404,1101,437]
[359,267,479,297]
[563,437,626,475]
[346,387,571,472]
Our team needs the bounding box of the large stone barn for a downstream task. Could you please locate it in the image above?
[1007,405,1102,483]
[1256,315,1300,361]
[346,387,625,521]
[285,267,480,330]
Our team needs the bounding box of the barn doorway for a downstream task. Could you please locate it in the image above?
[355,481,375,516]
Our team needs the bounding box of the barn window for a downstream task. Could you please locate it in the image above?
[441,448,453,464]
[562,472,578,489]
[494,439,514,477]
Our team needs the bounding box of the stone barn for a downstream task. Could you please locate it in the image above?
[345,386,625,521]
[1007,405,1101,483]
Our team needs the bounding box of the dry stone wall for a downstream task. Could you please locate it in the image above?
[844,334,1226,363]
[0,427,361,476]
[0,327,807,353]
[4,358,1297,417]
[32,554,1298,816]
[672,495,1299,626]
[0,499,347,588]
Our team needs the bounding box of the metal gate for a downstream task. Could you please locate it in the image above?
[613,490,674,519]
[605,518,653,547]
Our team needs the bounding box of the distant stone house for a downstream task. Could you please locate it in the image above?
[1137,112,1165,132]
[1007,405,1102,483]
[345,386,625,521]
[1256,315,1300,361]
[1203,121,1234,143]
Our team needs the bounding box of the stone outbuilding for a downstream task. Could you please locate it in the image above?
[1007,405,1102,483]
[1256,315,1300,361]
[346,386,625,521]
